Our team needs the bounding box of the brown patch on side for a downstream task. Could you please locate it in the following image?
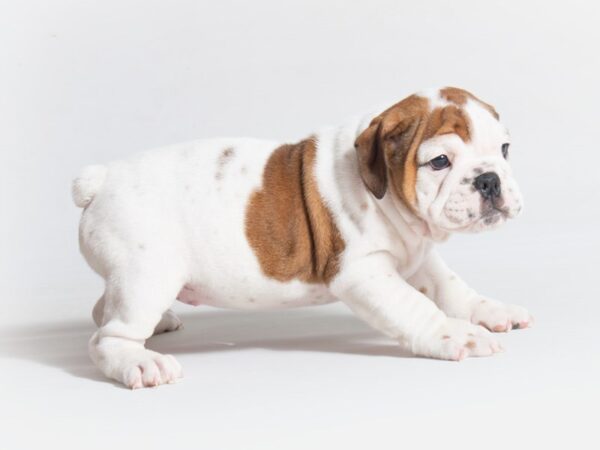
[440,86,500,120]
[465,341,477,350]
[215,147,235,180]
[419,287,428,295]
[245,138,345,284]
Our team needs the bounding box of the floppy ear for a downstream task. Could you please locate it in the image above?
[354,118,387,199]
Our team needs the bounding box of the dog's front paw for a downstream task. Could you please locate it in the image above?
[471,299,533,332]
[411,318,503,361]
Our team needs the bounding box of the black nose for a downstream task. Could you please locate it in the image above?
[473,172,501,199]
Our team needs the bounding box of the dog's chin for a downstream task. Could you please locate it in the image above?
[468,211,509,233]
[433,208,510,234]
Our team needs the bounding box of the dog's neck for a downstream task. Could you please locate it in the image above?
[388,192,450,242]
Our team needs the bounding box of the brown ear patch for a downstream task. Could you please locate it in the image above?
[356,95,430,203]
[245,138,345,284]
[354,118,387,199]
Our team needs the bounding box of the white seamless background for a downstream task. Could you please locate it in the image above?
[1,1,599,449]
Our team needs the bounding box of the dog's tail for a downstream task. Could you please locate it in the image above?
[72,165,107,208]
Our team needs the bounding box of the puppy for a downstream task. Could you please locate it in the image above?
[73,87,532,389]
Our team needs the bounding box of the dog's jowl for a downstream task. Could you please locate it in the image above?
[73,87,532,389]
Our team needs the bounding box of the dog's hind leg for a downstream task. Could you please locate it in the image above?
[89,261,186,389]
[153,309,183,334]
[92,294,105,328]
[93,295,183,335]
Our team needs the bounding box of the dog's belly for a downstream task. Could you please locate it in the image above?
[176,280,336,310]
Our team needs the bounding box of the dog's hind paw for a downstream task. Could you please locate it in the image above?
[153,309,183,335]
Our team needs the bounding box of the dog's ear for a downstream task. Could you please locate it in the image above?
[356,96,429,204]
[355,117,387,199]
[385,115,423,166]
[383,112,425,208]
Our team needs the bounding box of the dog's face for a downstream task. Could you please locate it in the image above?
[355,87,523,233]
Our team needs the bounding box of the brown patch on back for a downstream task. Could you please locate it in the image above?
[245,138,345,284]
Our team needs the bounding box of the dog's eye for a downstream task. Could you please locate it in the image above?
[501,143,509,159]
[429,155,451,170]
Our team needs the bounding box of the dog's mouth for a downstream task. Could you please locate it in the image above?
[479,198,510,224]
[481,209,505,226]
[482,205,508,222]
[443,204,509,232]
[438,194,518,232]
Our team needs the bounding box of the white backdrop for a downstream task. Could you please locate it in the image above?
[1,1,599,449]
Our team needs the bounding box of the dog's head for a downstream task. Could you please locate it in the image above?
[355,87,522,233]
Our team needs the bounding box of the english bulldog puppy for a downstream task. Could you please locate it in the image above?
[73,87,533,389]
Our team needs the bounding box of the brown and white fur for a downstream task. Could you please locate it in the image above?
[73,87,532,389]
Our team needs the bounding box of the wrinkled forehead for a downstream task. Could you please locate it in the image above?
[420,88,509,155]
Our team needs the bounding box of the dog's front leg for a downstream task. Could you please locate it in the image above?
[407,251,533,332]
[330,252,502,361]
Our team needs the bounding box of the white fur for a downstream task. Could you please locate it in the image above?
[75,91,532,388]
[72,165,107,208]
